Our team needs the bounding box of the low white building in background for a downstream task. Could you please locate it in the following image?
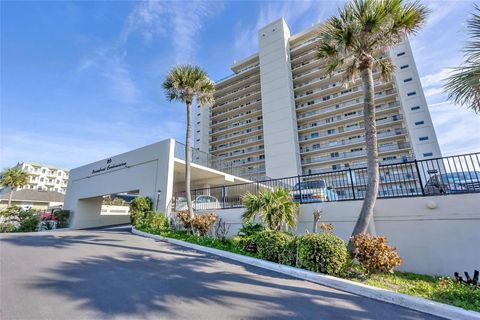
[14,162,69,194]
[0,189,64,210]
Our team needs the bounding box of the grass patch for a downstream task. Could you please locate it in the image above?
[353,272,480,312]
[137,226,480,312]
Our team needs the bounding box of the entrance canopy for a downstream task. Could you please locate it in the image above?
[65,139,251,229]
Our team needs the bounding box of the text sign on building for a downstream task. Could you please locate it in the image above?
[91,158,127,174]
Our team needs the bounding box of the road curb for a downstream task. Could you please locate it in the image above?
[131,227,480,320]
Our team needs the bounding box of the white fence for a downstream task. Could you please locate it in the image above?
[210,193,480,277]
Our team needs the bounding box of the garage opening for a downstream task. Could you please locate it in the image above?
[74,190,139,229]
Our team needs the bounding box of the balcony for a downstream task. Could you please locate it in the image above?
[214,81,261,105]
[211,98,261,119]
[211,136,263,153]
[296,87,397,115]
[211,118,263,135]
[215,90,262,111]
[298,114,403,142]
[211,127,263,144]
[215,63,260,88]
[297,101,401,132]
[211,109,262,128]
[301,142,411,166]
[300,128,407,154]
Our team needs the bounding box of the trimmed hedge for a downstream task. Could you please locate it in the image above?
[297,233,348,275]
[255,230,296,265]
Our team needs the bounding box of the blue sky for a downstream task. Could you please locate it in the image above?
[1,0,479,169]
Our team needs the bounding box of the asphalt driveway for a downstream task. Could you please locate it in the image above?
[0,226,443,320]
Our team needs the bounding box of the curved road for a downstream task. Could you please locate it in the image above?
[1,226,443,320]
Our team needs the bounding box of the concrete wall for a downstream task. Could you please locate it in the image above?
[64,139,175,229]
[213,193,480,276]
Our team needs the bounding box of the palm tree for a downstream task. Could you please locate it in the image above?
[445,5,480,114]
[0,167,30,206]
[242,188,299,231]
[163,65,215,220]
[317,0,427,253]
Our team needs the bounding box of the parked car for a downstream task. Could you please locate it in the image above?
[291,180,338,203]
[177,195,222,211]
[424,171,480,195]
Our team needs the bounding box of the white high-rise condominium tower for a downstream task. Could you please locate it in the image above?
[195,18,441,181]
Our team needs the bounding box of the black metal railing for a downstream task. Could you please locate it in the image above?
[172,152,480,211]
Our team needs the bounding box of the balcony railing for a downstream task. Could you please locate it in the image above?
[174,141,266,181]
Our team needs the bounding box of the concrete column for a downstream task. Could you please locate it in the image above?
[258,18,302,178]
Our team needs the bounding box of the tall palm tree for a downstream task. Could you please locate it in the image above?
[317,0,427,253]
[445,5,480,114]
[242,188,299,231]
[0,167,30,206]
[163,65,215,220]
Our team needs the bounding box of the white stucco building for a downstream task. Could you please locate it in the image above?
[14,162,69,194]
[195,18,441,180]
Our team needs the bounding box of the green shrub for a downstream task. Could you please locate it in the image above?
[0,206,40,233]
[255,230,297,265]
[351,234,402,274]
[297,233,348,275]
[238,223,264,237]
[130,197,153,227]
[237,223,265,253]
[53,210,70,228]
[147,212,169,232]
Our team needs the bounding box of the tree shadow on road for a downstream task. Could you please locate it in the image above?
[24,251,435,320]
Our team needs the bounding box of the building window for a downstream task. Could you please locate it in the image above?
[407,91,416,96]
[403,77,413,82]
[415,121,425,125]
[311,132,319,138]
[411,106,421,111]
[423,152,433,157]
[397,51,406,57]
[400,65,409,69]
[419,136,429,141]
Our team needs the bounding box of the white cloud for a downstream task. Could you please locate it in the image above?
[429,101,480,156]
[233,1,338,59]
[0,118,186,169]
[78,0,222,103]
[420,68,451,89]
[119,0,222,64]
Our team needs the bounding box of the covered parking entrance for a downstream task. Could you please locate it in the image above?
[65,139,251,229]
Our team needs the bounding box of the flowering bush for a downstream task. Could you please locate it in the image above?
[192,212,217,236]
[176,211,193,230]
[351,234,402,274]
[320,223,334,233]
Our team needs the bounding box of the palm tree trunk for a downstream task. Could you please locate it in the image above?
[8,190,13,206]
[185,101,194,222]
[348,65,380,254]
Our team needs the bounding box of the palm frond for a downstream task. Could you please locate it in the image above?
[374,56,395,82]
[445,65,480,113]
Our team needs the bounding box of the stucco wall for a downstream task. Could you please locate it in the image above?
[64,139,175,229]
[213,193,480,276]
